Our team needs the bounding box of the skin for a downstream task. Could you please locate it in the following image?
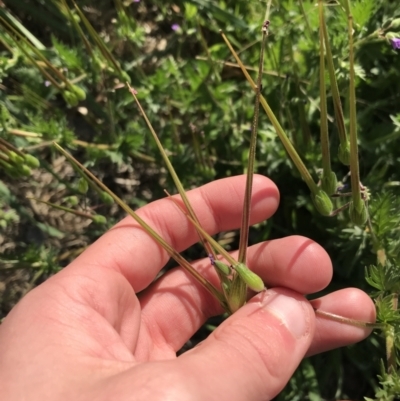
[0,175,376,401]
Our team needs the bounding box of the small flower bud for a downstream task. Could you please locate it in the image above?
[64,196,79,206]
[349,201,368,225]
[222,282,230,294]
[8,151,24,164]
[321,171,338,196]
[71,85,86,101]
[312,189,333,216]
[234,263,265,292]
[24,154,40,168]
[17,164,31,177]
[121,71,131,84]
[338,141,350,165]
[213,260,231,276]
[1,161,19,178]
[100,191,114,205]
[201,166,216,179]
[386,32,400,40]
[388,18,400,30]
[62,90,79,107]
[92,214,107,224]
[77,177,89,194]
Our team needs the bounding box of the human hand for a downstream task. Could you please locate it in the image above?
[0,175,375,401]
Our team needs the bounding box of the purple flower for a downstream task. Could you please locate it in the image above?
[44,80,51,87]
[390,37,400,50]
[133,0,140,2]
[171,23,180,31]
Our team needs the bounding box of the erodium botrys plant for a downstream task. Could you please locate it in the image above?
[2,1,400,399]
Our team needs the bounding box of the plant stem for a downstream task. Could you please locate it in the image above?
[344,1,362,208]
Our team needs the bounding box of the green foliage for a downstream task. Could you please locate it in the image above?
[366,362,400,401]
[369,194,400,261]
[366,261,400,296]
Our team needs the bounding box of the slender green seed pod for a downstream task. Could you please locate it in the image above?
[71,85,86,101]
[24,154,40,168]
[100,191,114,205]
[338,141,350,165]
[349,201,368,225]
[312,189,333,216]
[64,196,79,207]
[77,177,89,194]
[321,171,338,196]
[92,215,107,224]
[234,263,265,293]
[62,90,79,107]
[214,260,231,276]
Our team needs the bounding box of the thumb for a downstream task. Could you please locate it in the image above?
[179,288,315,401]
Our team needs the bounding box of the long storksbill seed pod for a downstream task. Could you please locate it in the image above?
[338,141,351,165]
[321,171,338,196]
[349,200,368,225]
[312,189,333,216]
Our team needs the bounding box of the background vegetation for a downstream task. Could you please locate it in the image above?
[1,0,400,399]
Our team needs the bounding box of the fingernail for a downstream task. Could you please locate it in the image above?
[260,292,310,339]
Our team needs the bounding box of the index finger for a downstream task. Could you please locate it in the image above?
[67,174,280,292]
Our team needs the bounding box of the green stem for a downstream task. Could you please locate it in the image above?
[344,1,362,208]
